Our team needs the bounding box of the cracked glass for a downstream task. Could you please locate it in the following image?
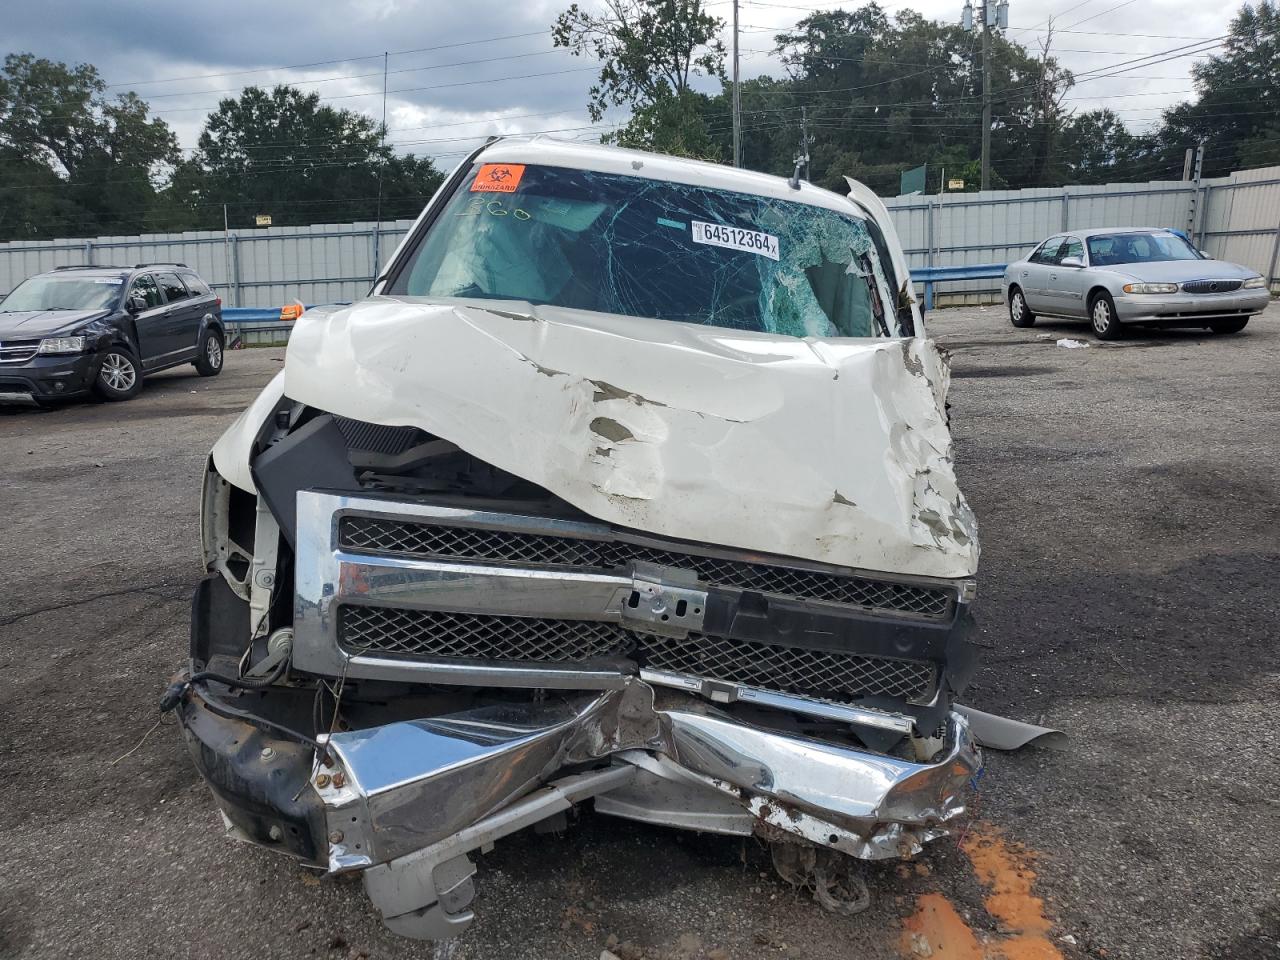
[389,164,901,338]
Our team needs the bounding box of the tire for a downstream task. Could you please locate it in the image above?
[194,327,225,377]
[1009,286,1036,327]
[94,347,143,401]
[1210,317,1249,334]
[1089,291,1123,340]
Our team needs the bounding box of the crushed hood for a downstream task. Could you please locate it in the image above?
[281,296,978,579]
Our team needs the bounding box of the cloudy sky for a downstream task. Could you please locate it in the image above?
[5,0,1230,169]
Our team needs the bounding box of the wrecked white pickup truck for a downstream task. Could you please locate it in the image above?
[167,138,990,939]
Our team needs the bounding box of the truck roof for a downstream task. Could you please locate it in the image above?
[476,136,865,220]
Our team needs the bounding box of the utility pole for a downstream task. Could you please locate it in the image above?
[787,106,811,189]
[801,106,810,181]
[980,10,992,190]
[732,0,742,167]
[963,0,1008,191]
[373,51,389,284]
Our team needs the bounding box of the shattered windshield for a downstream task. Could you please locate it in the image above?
[1,276,123,312]
[389,163,902,337]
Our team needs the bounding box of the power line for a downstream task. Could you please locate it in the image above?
[138,48,579,101]
[105,31,551,88]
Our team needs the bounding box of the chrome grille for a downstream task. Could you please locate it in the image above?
[642,633,936,703]
[339,516,953,618]
[338,605,631,662]
[1181,279,1242,294]
[0,340,40,364]
[336,603,934,703]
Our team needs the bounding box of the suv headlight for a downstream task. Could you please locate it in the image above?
[1243,277,1266,289]
[38,336,87,354]
[1122,283,1179,294]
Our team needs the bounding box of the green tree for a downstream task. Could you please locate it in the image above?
[1159,1,1280,176]
[553,0,725,154]
[695,6,1073,193]
[0,53,178,238]
[1057,109,1149,184]
[170,85,444,228]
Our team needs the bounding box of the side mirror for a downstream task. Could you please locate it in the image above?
[1199,250,1213,259]
[1060,256,1085,269]
[126,294,146,314]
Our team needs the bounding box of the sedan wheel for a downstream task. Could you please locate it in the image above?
[1009,288,1035,328]
[1090,293,1123,340]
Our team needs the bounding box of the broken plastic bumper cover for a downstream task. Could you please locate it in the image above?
[176,676,979,940]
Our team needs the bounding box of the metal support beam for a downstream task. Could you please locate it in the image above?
[230,234,242,308]
[1267,214,1280,288]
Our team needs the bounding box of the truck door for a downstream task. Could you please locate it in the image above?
[152,271,202,364]
[126,274,169,362]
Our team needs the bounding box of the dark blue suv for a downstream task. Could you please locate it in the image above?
[0,262,224,405]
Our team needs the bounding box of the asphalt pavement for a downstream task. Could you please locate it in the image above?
[1,306,1277,960]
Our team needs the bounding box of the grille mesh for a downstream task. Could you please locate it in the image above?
[338,605,630,662]
[642,632,936,702]
[1181,279,1242,294]
[339,516,952,618]
[336,605,935,703]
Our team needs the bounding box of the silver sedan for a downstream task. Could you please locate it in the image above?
[1002,228,1270,339]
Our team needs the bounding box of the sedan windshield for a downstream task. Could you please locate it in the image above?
[1087,232,1201,266]
[1,276,123,312]
[388,163,903,337]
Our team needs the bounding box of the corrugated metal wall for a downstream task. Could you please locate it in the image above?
[2,165,1278,307]
[0,220,418,307]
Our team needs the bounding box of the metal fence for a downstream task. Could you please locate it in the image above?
[2,164,1278,308]
[0,220,419,308]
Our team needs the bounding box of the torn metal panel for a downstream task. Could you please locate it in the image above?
[280,299,978,578]
[955,704,1067,751]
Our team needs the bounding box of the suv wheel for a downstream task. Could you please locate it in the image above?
[95,347,143,401]
[1009,287,1035,327]
[1210,317,1249,334]
[1090,292,1123,340]
[194,328,225,377]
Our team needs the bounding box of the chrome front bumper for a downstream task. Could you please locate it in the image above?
[309,682,978,939]
[180,677,978,939]
[1113,290,1270,322]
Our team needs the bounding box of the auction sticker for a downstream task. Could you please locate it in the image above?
[471,163,526,193]
[691,220,779,260]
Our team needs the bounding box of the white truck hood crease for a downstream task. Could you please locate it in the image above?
[260,296,978,579]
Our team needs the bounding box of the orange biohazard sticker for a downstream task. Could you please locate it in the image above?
[470,163,526,193]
